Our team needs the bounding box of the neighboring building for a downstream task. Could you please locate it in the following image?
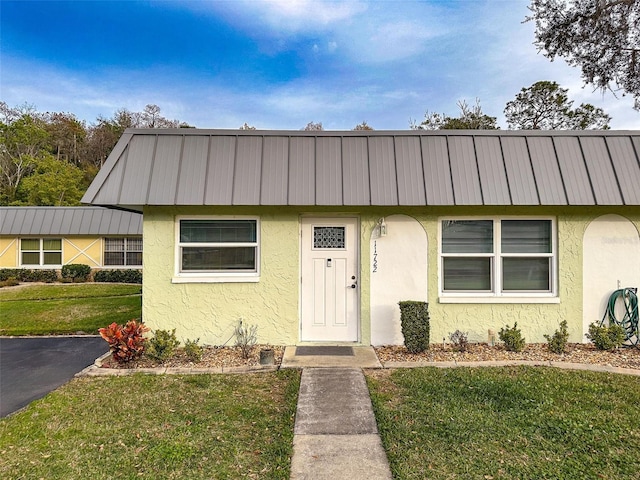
[0,206,142,270]
[81,129,640,346]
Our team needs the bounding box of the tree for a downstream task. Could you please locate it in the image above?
[412,99,499,130]
[0,105,50,203]
[527,0,640,109]
[504,81,611,129]
[303,121,324,131]
[14,153,85,206]
[353,121,374,130]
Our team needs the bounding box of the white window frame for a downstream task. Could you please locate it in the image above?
[438,217,559,304]
[19,238,63,267]
[172,216,260,283]
[103,237,143,268]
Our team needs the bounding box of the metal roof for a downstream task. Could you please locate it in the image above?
[0,207,142,236]
[82,129,640,210]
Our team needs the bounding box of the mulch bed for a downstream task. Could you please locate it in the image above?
[375,343,640,370]
[98,343,640,371]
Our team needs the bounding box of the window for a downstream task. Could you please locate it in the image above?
[20,238,62,266]
[440,218,555,297]
[176,218,259,280]
[104,237,142,266]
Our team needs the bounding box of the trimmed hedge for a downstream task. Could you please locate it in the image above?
[61,264,92,282]
[399,300,430,353]
[93,269,142,284]
[0,268,59,283]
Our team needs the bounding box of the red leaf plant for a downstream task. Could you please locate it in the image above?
[99,320,150,364]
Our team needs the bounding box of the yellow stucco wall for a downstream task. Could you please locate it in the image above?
[0,238,18,267]
[142,206,640,346]
[62,237,103,267]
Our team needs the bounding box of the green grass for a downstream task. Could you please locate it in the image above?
[367,366,640,480]
[0,283,141,335]
[0,370,300,479]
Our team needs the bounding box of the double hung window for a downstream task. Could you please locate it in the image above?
[104,237,142,266]
[20,238,62,266]
[176,218,259,280]
[440,218,555,297]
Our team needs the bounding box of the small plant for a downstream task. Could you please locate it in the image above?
[544,320,569,354]
[586,322,625,351]
[146,329,180,363]
[99,319,149,364]
[399,301,430,353]
[234,320,258,359]
[498,322,526,352]
[61,264,91,282]
[184,338,203,363]
[448,329,469,352]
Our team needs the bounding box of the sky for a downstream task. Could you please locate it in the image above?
[2,0,639,131]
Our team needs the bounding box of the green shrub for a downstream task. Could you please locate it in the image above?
[146,329,180,363]
[499,322,526,352]
[0,268,59,283]
[234,321,257,359]
[94,269,142,284]
[0,277,19,288]
[448,329,469,352]
[99,319,149,364]
[586,322,625,351]
[399,301,430,353]
[544,320,569,354]
[61,264,92,282]
[183,338,203,363]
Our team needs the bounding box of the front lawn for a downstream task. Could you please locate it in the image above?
[0,370,300,479]
[367,366,640,479]
[0,283,141,335]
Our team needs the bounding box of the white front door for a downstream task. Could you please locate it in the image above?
[300,217,359,342]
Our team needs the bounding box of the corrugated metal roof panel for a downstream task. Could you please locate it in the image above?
[147,135,182,205]
[342,137,370,205]
[501,137,538,205]
[394,136,426,205]
[554,136,595,205]
[527,137,566,205]
[316,137,343,205]
[421,136,454,205]
[448,136,482,205]
[233,136,262,205]
[606,136,640,205]
[261,136,289,205]
[176,135,209,205]
[580,137,623,205]
[475,136,511,205]
[121,135,157,205]
[288,137,315,205]
[81,129,640,208]
[0,207,142,236]
[204,136,236,205]
[368,137,398,205]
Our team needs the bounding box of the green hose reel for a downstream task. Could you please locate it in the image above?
[600,287,639,346]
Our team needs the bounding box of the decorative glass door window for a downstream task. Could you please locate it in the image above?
[313,226,346,249]
[20,238,62,266]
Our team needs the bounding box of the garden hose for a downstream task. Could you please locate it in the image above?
[600,288,639,346]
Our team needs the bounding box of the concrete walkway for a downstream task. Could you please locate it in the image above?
[290,367,392,480]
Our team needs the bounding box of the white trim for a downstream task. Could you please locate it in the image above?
[438,216,558,301]
[174,215,260,283]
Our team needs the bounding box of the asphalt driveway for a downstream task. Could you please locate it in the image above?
[0,336,107,417]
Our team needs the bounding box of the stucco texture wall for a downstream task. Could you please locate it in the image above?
[0,238,18,267]
[142,206,300,346]
[141,206,639,347]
